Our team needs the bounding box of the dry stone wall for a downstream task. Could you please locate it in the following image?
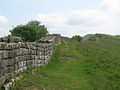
[0,35,61,86]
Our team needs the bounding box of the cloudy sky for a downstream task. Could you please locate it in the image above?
[0,0,120,37]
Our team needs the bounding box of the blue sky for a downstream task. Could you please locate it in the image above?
[0,0,101,23]
[0,0,120,37]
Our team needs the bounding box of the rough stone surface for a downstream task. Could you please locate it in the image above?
[0,35,61,87]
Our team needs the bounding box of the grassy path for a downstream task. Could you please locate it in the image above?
[13,39,120,90]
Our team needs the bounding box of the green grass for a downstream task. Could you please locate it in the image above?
[13,38,120,90]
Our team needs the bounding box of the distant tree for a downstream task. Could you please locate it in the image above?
[72,35,82,41]
[10,21,48,42]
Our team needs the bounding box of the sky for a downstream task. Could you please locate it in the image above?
[0,0,120,37]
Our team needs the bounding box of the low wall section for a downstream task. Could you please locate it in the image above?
[0,35,60,86]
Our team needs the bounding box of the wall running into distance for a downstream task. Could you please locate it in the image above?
[0,35,61,88]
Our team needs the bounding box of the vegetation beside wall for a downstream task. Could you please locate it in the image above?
[10,21,48,42]
[12,35,120,90]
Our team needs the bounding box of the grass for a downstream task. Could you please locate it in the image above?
[12,37,120,90]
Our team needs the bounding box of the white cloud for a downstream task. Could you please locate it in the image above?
[103,0,120,14]
[0,16,9,37]
[37,14,66,28]
[36,0,120,37]
[0,16,8,27]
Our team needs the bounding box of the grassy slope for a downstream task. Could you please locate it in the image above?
[13,38,120,90]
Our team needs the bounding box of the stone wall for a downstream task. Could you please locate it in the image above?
[0,35,61,87]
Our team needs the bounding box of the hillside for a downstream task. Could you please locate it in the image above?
[12,35,120,90]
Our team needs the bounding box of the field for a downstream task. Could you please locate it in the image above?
[13,37,120,90]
